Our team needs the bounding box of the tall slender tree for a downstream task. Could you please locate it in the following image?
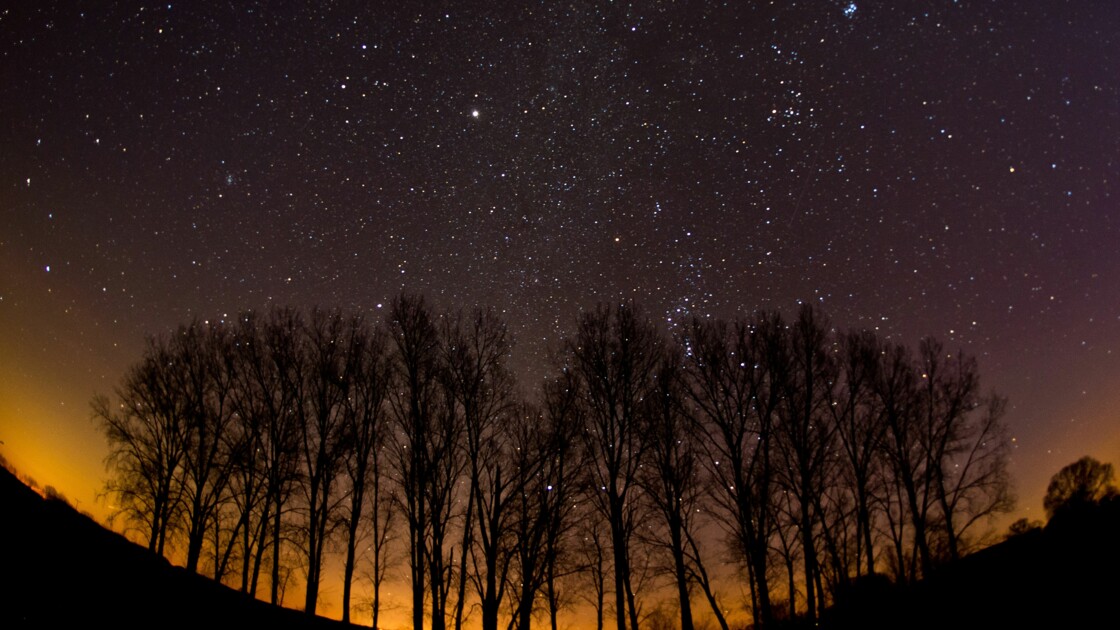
[439,308,517,630]
[336,314,392,622]
[917,339,1013,560]
[776,304,837,619]
[95,336,189,558]
[829,330,887,577]
[566,302,664,630]
[874,342,933,580]
[387,294,445,630]
[178,321,240,574]
[639,353,699,630]
[682,314,783,627]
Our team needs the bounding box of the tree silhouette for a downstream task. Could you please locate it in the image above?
[682,314,782,627]
[777,304,837,620]
[439,307,517,630]
[258,308,306,605]
[527,371,585,630]
[1043,456,1118,519]
[227,308,303,603]
[296,308,353,615]
[175,320,239,575]
[337,314,392,624]
[829,330,887,578]
[94,335,189,557]
[92,296,1019,626]
[387,294,459,630]
[639,352,698,630]
[874,341,934,581]
[916,339,1013,563]
[565,302,665,630]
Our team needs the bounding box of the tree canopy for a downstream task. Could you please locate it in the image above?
[1043,456,1118,519]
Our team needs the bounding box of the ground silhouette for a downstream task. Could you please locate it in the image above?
[3,462,1118,629]
[823,498,1120,630]
[0,465,357,630]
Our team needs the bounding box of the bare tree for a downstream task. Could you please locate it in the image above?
[439,308,518,630]
[574,517,610,630]
[639,353,699,630]
[93,296,1021,626]
[829,330,887,578]
[225,310,303,601]
[771,482,803,618]
[682,314,782,628]
[873,341,933,581]
[257,308,306,604]
[916,339,1014,561]
[566,302,664,630]
[510,372,584,630]
[94,335,189,557]
[775,304,837,620]
[506,403,552,630]
[175,321,240,575]
[388,294,455,630]
[367,462,396,630]
[296,308,351,614]
[338,315,392,623]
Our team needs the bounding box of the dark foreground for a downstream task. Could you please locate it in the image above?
[822,502,1120,630]
[3,463,1118,630]
[0,466,355,630]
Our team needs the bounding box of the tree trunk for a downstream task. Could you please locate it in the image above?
[341,476,365,623]
[669,515,694,630]
[270,496,283,605]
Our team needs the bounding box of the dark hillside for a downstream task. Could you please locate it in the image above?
[0,466,356,629]
[825,500,1120,630]
[3,461,1118,630]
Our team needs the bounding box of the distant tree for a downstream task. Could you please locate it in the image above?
[1006,517,1042,537]
[1043,456,1118,519]
[43,485,68,504]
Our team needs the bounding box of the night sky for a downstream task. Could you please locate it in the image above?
[2,0,1118,539]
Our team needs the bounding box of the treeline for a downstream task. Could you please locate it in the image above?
[95,296,1014,629]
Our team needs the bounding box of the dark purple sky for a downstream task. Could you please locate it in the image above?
[2,1,1118,522]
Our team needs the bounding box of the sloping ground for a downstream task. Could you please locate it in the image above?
[4,460,1117,630]
[824,502,1120,630]
[0,466,356,630]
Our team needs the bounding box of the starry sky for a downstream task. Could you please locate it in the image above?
[2,1,1118,527]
